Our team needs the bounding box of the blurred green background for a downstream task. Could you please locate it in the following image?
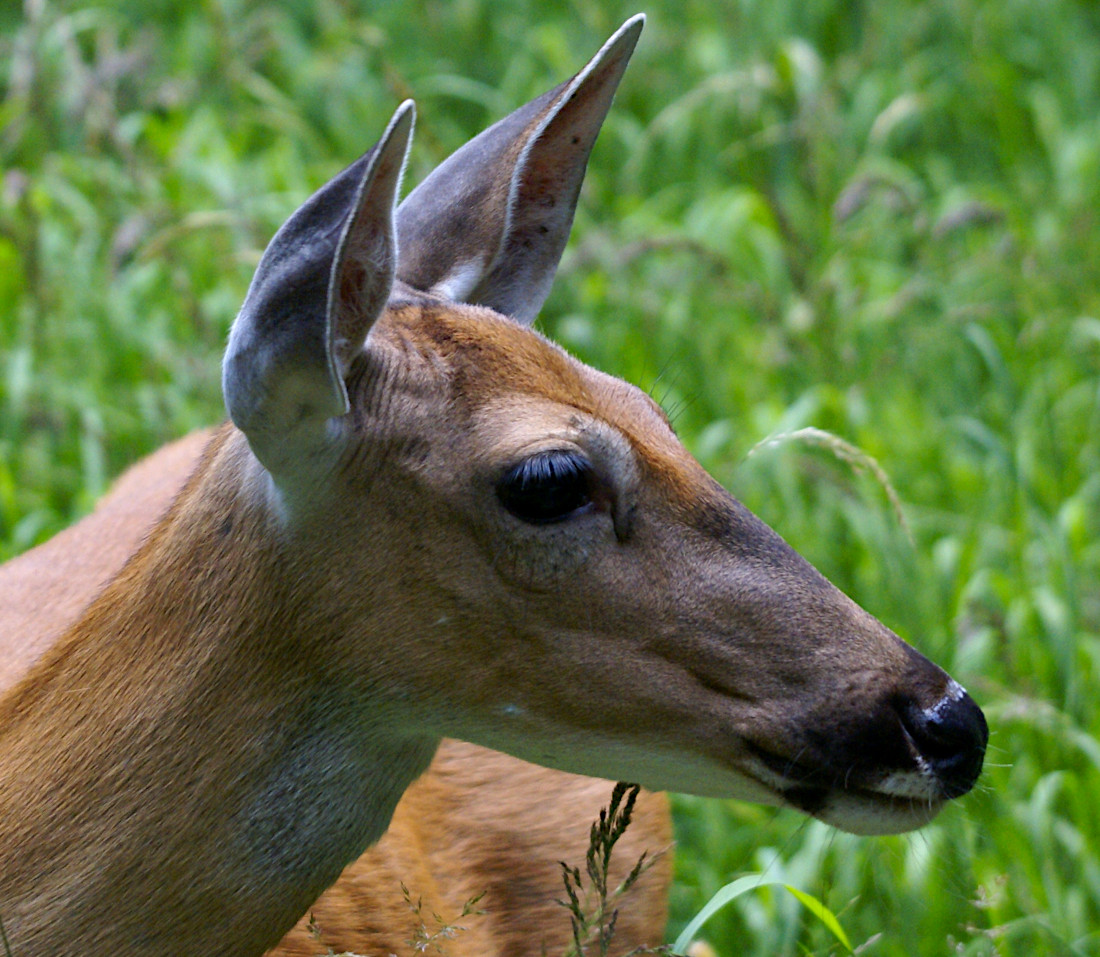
[2,0,1099,953]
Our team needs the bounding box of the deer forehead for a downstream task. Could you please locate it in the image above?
[370,302,714,512]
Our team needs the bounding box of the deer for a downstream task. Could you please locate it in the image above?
[0,14,988,957]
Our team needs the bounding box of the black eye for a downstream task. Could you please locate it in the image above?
[496,451,594,525]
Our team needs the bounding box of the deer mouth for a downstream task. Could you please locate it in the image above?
[740,745,942,834]
[741,683,988,835]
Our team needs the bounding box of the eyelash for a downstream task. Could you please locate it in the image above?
[496,451,595,525]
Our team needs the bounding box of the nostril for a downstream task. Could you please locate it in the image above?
[900,684,989,799]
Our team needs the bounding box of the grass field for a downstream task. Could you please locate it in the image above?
[3,0,1100,954]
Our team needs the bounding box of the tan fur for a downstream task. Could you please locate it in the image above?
[0,430,209,690]
[276,747,670,957]
[0,428,671,957]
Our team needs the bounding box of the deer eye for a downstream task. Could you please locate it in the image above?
[496,451,595,525]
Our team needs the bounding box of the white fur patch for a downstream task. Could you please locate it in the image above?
[431,258,485,302]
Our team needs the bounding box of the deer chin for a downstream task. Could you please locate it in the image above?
[788,786,943,836]
[639,757,943,836]
[740,746,950,835]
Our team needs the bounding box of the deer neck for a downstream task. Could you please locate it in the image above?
[0,425,439,957]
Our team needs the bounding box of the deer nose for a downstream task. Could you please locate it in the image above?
[899,685,988,799]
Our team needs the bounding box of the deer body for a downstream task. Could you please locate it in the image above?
[0,427,417,952]
[0,17,986,956]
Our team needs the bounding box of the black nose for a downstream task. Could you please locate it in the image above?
[900,688,989,799]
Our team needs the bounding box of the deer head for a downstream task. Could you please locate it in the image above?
[222,14,986,836]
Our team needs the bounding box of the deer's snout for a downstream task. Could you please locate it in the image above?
[898,683,988,799]
[745,638,988,834]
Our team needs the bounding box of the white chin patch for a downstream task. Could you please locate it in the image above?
[820,791,942,836]
[876,765,937,800]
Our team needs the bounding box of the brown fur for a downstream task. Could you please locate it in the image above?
[0,425,670,957]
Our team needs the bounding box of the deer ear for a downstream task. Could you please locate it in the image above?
[396,15,643,325]
[223,102,414,474]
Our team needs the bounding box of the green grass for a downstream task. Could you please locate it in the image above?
[3,0,1100,953]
